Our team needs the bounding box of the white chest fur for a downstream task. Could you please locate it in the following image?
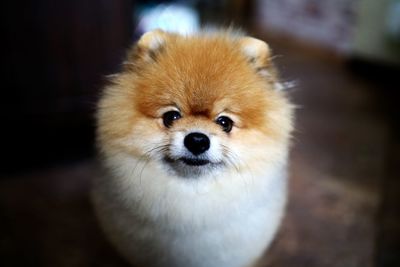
[92,157,287,267]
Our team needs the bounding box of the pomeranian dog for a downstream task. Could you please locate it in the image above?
[92,29,294,267]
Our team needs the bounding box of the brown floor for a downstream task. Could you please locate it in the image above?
[262,35,388,267]
[0,36,397,267]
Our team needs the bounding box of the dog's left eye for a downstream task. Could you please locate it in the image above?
[215,116,233,133]
[162,111,182,128]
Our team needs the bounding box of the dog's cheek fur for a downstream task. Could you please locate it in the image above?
[96,82,167,159]
[97,81,293,170]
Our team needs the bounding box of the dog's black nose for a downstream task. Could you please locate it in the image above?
[184,132,210,155]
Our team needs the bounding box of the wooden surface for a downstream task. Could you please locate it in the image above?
[0,37,392,267]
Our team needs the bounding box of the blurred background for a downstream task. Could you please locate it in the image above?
[1,0,400,266]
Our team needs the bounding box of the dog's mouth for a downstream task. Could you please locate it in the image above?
[164,156,211,167]
[179,157,210,166]
[163,156,224,177]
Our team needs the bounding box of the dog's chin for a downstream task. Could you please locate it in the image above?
[163,156,224,178]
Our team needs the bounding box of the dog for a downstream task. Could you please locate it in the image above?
[92,29,294,267]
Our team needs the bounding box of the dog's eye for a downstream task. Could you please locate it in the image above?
[215,116,233,133]
[162,111,182,128]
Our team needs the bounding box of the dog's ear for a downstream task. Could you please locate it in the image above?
[125,30,173,69]
[238,37,289,90]
[238,37,276,78]
[137,29,169,52]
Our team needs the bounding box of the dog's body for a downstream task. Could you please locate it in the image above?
[93,30,293,267]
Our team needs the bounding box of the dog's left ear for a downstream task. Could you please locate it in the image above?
[239,37,276,78]
[239,37,290,90]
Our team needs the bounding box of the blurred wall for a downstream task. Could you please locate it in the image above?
[353,0,400,64]
[2,0,133,172]
[254,0,357,52]
[255,0,400,64]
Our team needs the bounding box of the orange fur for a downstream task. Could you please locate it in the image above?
[97,31,293,158]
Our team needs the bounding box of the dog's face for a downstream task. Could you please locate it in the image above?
[97,30,293,178]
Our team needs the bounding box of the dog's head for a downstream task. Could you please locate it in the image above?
[97,30,293,178]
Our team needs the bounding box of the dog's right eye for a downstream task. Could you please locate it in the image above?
[162,111,181,128]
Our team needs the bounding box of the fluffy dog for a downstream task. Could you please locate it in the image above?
[92,29,294,267]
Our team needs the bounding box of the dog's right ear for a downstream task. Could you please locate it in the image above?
[137,29,169,53]
[125,29,172,68]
